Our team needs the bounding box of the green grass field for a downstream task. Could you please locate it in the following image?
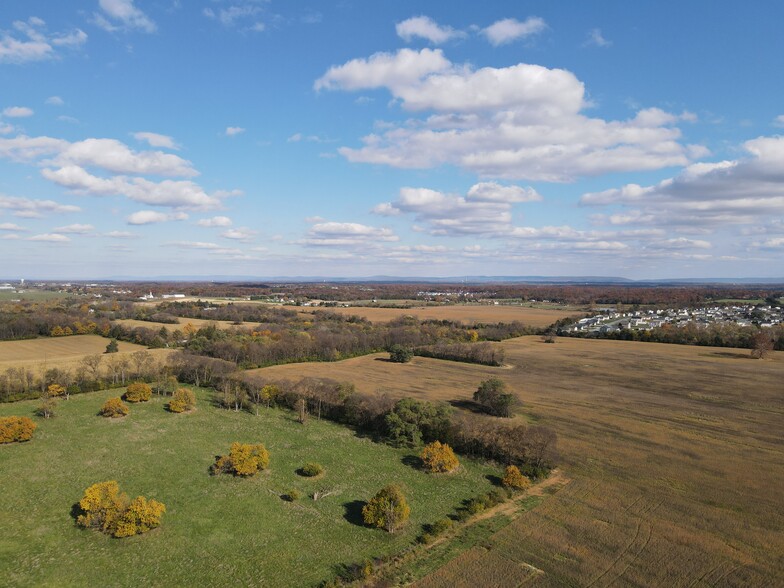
[0,388,498,587]
[0,290,72,302]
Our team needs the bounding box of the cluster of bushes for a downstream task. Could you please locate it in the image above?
[414,341,505,366]
[0,415,36,443]
[76,480,165,538]
[211,442,270,476]
[473,377,515,417]
[168,388,196,413]
[455,488,508,522]
[124,382,151,403]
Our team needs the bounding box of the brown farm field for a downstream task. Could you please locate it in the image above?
[253,337,784,586]
[299,304,580,327]
[0,335,171,371]
[115,317,254,331]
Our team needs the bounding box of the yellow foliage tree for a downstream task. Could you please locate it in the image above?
[100,397,129,418]
[47,384,66,397]
[76,481,165,538]
[362,484,410,533]
[501,465,531,491]
[0,416,37,443]
[125,382,152,403]
[50,325,65,336]
[212,442,270,476]
[420,441,459,473]
[168,388,196,413]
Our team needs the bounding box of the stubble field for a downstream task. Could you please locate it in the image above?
[256,337,784,586]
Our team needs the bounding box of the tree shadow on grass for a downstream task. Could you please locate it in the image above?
[401,454,422,470]
[485,474,503,487]
[373,357,393,362]
[709,351,753,360]
[448,399,486,414]
[69,502,83,523]
[343,500,366,527]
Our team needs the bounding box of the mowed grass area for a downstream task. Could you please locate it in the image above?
[0,389,499,587]
[0,335,171,372]
[299,304,579,327]
[258,337,784,586]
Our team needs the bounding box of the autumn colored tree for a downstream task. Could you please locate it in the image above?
[212,442,270,476]
[100,397,129,418]
[168,387,196,413]
[420,441,459,473]
[362,484,410,533]
[124,382,152,403]
[76,481,165,538]
[260,384,280,408]
[501,465,531,491]
[0,416,37,443]
[47,383,66,398]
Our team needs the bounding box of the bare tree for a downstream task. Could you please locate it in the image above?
[751,330,774,359]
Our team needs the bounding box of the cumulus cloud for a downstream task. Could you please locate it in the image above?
[773,115,784,128]
[132,131,179,150]
[45,96,64,106]
[0,17,87,64]
[203,2,266,30]
[94,0,156,33]
[581,135,784,227]
[105,230,137,239]
[197,216,233,227]
[221,227,257,241]
[0,194,80,217]
[53,223,94,234]
[305,221,398,247]
[27,233,70,242]
[225,126,246,136]
[50,138,196,176]
[585,28,612,48]
[373,182,540,236]
[43,165,221,210]
[0,135,68,161]
[396,16,463,44]
[126,210,188,225]
[3,106,34,118]
[0,123,13,135]
[317,49,702,181]
[0,222,26,231]
[482,17,547,46]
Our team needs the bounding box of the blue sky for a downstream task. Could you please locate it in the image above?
[1,0,783,280]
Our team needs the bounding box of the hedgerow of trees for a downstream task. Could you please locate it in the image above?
[76,480,165,538]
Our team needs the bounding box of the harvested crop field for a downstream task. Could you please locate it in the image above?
[299,305,579,327]
[0,335,171,371]
[255,338,784,586]
[115,318,255,331]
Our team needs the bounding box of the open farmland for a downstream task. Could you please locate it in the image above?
[256,337,784,586]
[0,335,171,372]
[0,388,502,587]
[300,304,580,327]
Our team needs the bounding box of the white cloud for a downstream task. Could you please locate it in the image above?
[0,17,87,64]
[50,138,196,176]
[0,194,80,217]
[315,48,451,92]
[305,222,398,247]
[43,165,221,210]
[287,133,302,142]
[126,210,188,225]
[95,0,156,33]
[318,49,700,181]
[197,216,233,227]
[225,126,246,136]
[396,16,463,44]
[585,28,611,48]
[580,135,784,227]
[754,237,784,250]
[105,230,137,239]
[646,238,712,250]
[132,131,179,150]
[53,223,94,234]
[0,123,13,135]
[27,233,70,242]
[3,106,34,118]
[0,222,26,231]
[58,115,79,124]
[221,227,257,241]
[482,17,547,46]
[45,96,64,106]
[0,135,68,161]
[203,3,265,29]
[773,115,784,128]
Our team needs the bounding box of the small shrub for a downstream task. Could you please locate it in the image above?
[362,484,410,533]
[0,416,37,443]
[465,497,486,515]
[36,398,57,419]
[284,489,302,502]
[76,481,164,538]
[420,441,459,473]
[105,339,119,353]
[431,517,454,535]
[211,442,270,477]
[124,382,152,403]
[389,344,413,363]
[299,462,324,477]
[502,465,532,491]
[168,387,196,413]
[99,397,129,418]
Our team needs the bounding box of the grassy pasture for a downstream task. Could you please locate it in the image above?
[258,337,784,586]
[114,317,253,331]
[0,290,71,302]
[299,305,579,327]
[0,335,171,372]
[0,388,500,587]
